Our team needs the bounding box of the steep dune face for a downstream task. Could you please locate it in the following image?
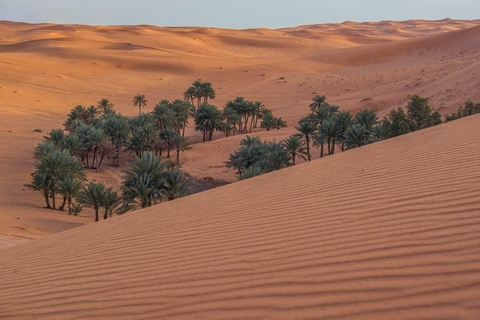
[1,115,480,319]
[0,19,480,246]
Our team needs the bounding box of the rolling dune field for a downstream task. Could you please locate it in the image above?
[0,19,479,258]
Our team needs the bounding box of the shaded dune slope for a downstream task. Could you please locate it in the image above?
[1,115,480,319]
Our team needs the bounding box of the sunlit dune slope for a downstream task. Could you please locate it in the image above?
[1,114,480,319]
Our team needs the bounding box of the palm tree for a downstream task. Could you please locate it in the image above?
[58,176,82,215]
[283,135,307,165]
[355,109,378,138]
[183,86,196,107]
[171,99,192,136]
[195,103,225,141]
[310,108,330,157]
[44,128,65,146]
[162,169,192,200]
[102,116,130,166]
[36,150,72,209]
[295,117,316,161]
[34,141,59,160]
[260,113,276,131]
[275,117,287,130]
[239,165,263,180]
[201,82,216,104]
[61,134,83,158]
[309,95,327,113]
[25,170,53,209]
[133,94,148,115]
[240,135,262,148]
[126,130,148,157]
[153,100,176,132]
[320,119,340,155]
[97,98,114,114]
[121,152,167,209]
[225,144,264,175]
[160,128,176,158]
[264,141,291,171]
[77,181,106,222]
[345,124,368,149]
[71,203,83,216]
[101,187,120,219]
[86,127,107,170]
[333,111,353,152]
[172,134,192,164]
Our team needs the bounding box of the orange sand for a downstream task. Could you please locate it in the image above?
[1,114,480,318]
[0,19,479,245]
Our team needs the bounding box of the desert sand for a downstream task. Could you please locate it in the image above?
[0,19,479,244]
[1,113,480,318]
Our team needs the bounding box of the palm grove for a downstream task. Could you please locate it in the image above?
[27,77,479,219]
[226,94,479,180]
[26,80,286,220]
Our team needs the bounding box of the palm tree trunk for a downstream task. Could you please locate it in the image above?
[331,139,336,155]
[91,148,97,169]
[327,141,331,156]
[97,154,105,170]
[104,210,108,220]
[244,116,250,133]
[44,192,51,209]
[182,123,186,137]
[139,105,141,115]
[68,199,72,215]
[292,154,296,165]
[306,136,311,161]
[52,192,56,209]
[176,148,180,164]
[95,208,99,222]
[320,144,324,158]
[59,196,67,211]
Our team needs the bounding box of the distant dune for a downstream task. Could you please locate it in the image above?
[0,19,479,245]
[1,114,480,318]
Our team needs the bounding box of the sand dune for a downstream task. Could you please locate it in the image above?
[1,114,480,318]
[0,19,480,245]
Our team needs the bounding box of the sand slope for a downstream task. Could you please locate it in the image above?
[1,114,480,319]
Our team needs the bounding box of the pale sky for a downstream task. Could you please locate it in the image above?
[0,0,478,29]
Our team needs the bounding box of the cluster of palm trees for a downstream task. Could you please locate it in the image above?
[61,99,192,169]
[26,142,121,221]
[294,95,382,161]
[27,132,192,220]
[194,97,286,142]
[381,95,443,138]
[27,96,195,220]
[444,100,480,122]
[26,79,289,219]
[127,99,192,163]
[223,97,287,135]
[225,93,450,180]
[183,80,216,108]
[225,136,292,179]
[121,152,191,210]
[26,148,86,214]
